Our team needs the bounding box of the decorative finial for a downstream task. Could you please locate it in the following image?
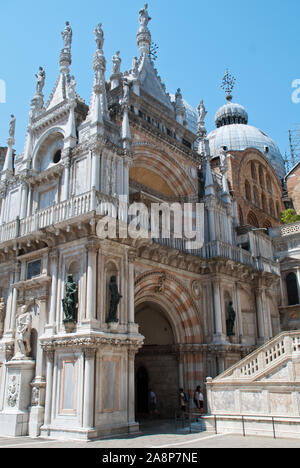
[62,21,72,50]
[221,69,236,102]
[137,4,152,56]
[95,23,104,51]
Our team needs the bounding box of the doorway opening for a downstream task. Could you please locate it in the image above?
[135,301,179,420]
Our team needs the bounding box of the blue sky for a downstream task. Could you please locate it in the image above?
[0,0,299,163]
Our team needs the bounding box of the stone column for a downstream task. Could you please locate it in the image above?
[26,185,33,217]
[83,349,96,429]
[234,283,244,343]
[44,351,55,427]
[9,262,21,334]
[91,151,100,192]
[123,161,129,199]
[128,349,136,428]
[62,155,71,201]
[255,287,266,344]
[45,250,59,335]
[20,181,29,220]
[128,250,136,330]
[85,242,98,323]
[212,281,226,343]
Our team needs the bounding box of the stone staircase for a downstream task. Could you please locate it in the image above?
[203,331,300,439]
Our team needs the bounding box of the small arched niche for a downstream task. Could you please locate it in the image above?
[36,132,64,173]
[105,261,120,323]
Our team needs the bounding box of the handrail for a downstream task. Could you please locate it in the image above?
[211,331,300,382]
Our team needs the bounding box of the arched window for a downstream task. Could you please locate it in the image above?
[269,199,275,217]
[247,211,259,228]
[263,219,272,229]
[245,180,252,202]
[253,187,260,207]
[259,166,265,188]
[251,162,257,181]
[266,175,272,193]
[261,193,267,212]
[286,272,299,306]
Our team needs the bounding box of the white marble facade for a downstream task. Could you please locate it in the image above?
[0,6,285,440]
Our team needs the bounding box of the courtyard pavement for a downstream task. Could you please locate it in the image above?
[0,420,299,449]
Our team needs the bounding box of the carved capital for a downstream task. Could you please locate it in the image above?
[85,348,96,360]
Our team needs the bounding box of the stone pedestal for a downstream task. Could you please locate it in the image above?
[0,359,35,437]
[28,377,46,438]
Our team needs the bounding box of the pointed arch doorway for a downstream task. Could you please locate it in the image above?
[135,301,179,419]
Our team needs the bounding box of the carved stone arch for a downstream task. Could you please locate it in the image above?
[135,294,183,344]
[31,126,66,172]
[131,145,197,198]
[66,259,81,284]
[134,270,203,344]
[247,211,259,228]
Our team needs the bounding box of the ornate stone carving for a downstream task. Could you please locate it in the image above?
[139,3,151,31]
[35,67,46,96]
[112,51,121,75]
[155,273,166,293]
[31,386,40,406]
[94,23,104,51]
[14,307,32,360]
[62,21,72,50]
[8,115,16,140]
[7,375,19,407]
[67,75,76,102]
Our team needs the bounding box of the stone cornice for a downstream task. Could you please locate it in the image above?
[39,331,144,352]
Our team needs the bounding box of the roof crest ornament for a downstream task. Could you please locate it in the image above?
[221,69,236,102]
[62,21,72,50]
[137,4,152,56]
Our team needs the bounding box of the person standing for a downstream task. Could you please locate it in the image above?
[194,385,204,411]
[149,389,158,418]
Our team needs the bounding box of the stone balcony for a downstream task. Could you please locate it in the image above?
[0,190,280,276]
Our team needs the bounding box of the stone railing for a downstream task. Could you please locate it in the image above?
[0,190,100,243]
[212,331,300,382]
[269,221,300,238]
[154,238,279,274]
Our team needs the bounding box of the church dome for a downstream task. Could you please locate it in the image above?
[215,102,248,127]
[208,100,285,179]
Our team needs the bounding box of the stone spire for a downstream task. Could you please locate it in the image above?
[137,4,152,56]
[197,100,210,158]
[195,100,215,197]
[46,22,73,110]
[120,79,132,151]
[219,147,231,204]
[204,155,216,197]
[85,23,109,135]
[60,21,72,73]
[64,75,77,148]
[1,115,15,180]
